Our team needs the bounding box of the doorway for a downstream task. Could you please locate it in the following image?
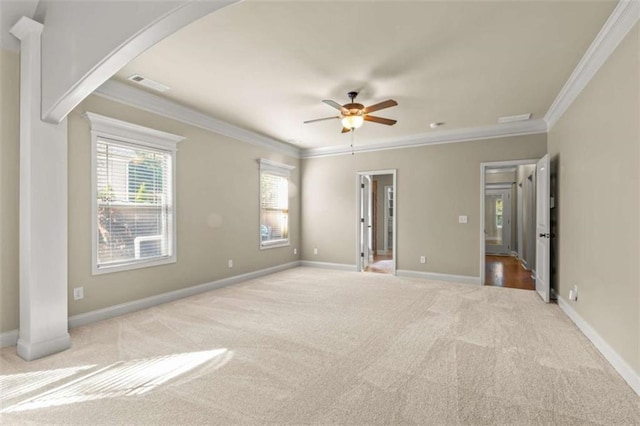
[356,170,396,274]
[481,160,539,291]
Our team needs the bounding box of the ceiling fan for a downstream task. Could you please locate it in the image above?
[304,91,397,133]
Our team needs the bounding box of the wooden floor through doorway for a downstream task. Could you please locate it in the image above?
[485,255,535,290]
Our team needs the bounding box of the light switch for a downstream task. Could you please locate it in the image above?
[459,215,468,224]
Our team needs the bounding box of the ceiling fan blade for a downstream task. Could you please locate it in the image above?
[364,99,398,114]
[341,127,352,133]
[323,100,348,114]
[364,115,397,126]
[304,116,340,124]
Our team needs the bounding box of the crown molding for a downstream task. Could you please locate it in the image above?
[300,119,547,159]
[94,80,301,158]
[545,0,640,129]
[85,112,185,150]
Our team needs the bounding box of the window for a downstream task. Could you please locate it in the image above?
[495,198,503,229]
[86,113,183,274]
[259,159,294,249]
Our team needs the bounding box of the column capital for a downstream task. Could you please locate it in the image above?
[10,16,43,41]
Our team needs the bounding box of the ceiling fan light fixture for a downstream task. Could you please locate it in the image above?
[341,114,364,130]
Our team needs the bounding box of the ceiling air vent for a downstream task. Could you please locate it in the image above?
[498,113,532,124]
[127,74,170,93]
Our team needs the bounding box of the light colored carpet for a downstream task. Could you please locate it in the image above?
[1,267,638,425]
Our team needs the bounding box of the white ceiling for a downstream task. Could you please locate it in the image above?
[114,1,616,150]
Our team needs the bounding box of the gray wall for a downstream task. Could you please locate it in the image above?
[301,134,547,277]
[548,23,639,373]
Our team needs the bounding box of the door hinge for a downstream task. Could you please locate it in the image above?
[361,183,365,189]
[360,252,364,257]
[360,218,365,223]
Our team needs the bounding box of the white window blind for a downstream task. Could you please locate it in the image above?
[259,159,295,249]
[86,112,183,274]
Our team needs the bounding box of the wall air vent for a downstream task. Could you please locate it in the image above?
[127,74,170,93]
[498,113,532,124]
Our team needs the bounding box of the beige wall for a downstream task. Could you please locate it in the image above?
[548,24,639,373]
[66,96,300,316]
[301,134,546,276]
[0,49,20,333]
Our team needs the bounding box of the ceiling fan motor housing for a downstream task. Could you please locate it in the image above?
[343,103,365,116]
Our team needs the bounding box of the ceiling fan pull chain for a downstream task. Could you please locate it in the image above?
[351,128,355,155]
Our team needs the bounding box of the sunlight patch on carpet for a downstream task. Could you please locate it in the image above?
[1,349,230,413]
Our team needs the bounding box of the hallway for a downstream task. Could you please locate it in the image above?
[485,255,535,290]
[364,254,394,274]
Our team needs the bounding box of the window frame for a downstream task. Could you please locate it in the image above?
[86,112,184,275]
[259,158,295,250]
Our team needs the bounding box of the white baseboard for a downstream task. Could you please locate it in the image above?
[0,330,19,348]
[396,270,481,285]
[376,250,390,255]
[558,296,640,397]
[1,261,302,348]
[510,251,518,257]
[17,333,71,361]
[68,261,301,329]
[299,261,357,271]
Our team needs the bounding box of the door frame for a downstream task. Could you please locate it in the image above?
[356,169,397,274]
[480,159,538,285]
[383,185,393,253]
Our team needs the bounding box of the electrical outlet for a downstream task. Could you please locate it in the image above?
[228,259,233,268]
[294,248,297,255]
[73,287,84,301]
[459,215,468,224]
[420,256,426,264]
[314,248,318,255]
[569,285,578,301]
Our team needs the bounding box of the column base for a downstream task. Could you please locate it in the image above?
[17,333,71,361]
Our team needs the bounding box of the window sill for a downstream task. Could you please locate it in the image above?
[92,255,176,275]
[260,240,290,250]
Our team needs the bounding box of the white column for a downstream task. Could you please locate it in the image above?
[10,17,70,360]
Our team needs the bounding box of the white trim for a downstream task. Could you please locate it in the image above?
[69,261,301,329]
[558,296,640,397]
[17,334,71,362]
[0,330,19,348]
[480,159,539,285]
[544,0,640,128]
[396,270,481,285]
[9,16,43,40]
[95,80,300,158]
[355,170,397,275]
[85,112,184,149]
[302,119,547,158]
[43,1,237,123]
[299,261,358,271]
[259,159,294,249]
[88,114,179,275]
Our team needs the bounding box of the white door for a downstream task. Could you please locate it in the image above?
[535,154,550,302]
[360,176,370,271]
[485,188,511,254]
